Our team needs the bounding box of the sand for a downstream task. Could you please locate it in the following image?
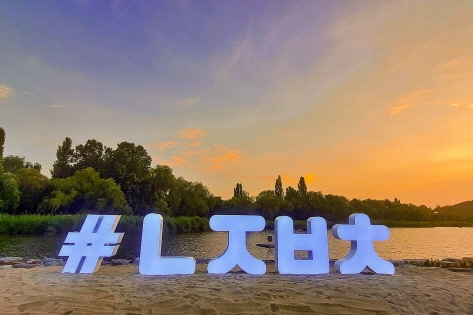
[1,263,472,314]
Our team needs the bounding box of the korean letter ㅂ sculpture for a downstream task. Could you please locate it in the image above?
[139,213,196,275]
[207,215,266,274]
[332,213,395,274]
[275,216,329,274]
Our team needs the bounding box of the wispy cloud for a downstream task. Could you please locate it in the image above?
[204,145,241,170]
[49,104,66,108]
[152,140,177,151]
[178,128,207,140]
[390,90,430,115]
[0,84,15,98]
[176,98,199,106]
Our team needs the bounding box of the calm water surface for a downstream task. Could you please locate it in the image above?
[1,227,472,261]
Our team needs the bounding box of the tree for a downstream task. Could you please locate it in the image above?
[173,178,214,217]
[297,176,307,195]
[51,137,75,178]
[103,142,152,214]
[2,155,41,173]
[0,165,20,214]
[275,175,284,198]
[255,190,279,220]
[73,139,105,172]
[233,183,243,197]
[15,168,50,214]
[147,165,178,216]
[45,168,131,215]
[0,127,5,158]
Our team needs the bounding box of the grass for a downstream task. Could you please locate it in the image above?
[0,214,210,235]
[1,214,472,235]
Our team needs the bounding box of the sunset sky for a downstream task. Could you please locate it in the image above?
[1,1,472,207]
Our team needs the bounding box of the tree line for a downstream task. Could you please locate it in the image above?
[0,127,467,223]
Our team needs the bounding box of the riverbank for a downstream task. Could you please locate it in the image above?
[0,214,209,235]
[1,214,472,236]
[1,262,472,314]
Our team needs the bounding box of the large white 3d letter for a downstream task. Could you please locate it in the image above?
[139,213,196,275]
[207,215,266,274]
[59,215,123,273]
[332,213,394,274]
[275,216,329,274]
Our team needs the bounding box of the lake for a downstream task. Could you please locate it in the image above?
[1,227,472,261]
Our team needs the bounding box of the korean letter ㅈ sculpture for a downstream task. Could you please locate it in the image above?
[275,216,329,274]
[207,215,266,274]
[332,213,395,274]
[139,213,196,275]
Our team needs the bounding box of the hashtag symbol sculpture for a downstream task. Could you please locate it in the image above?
[59,215,124,273]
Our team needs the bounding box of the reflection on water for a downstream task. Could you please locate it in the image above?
[1,227,473,261]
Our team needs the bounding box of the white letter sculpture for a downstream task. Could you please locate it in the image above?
[332,213,394,274]
[139,213,196,275]
[59,215,123,273]
[275,216,329,274]
[207,215,266,274]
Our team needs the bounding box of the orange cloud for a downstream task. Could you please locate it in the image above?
[178,128,207,140]
[153,140,177,151]
[163,155,187,167]
[189,140,202,147]
[0,84,15,98]
[390,90,430,115]
[204,145,241,170]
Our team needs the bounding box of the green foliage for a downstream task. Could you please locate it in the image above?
[234,183,243,197]
[254,190,285,220]
[164,216,210,233]
[15,168,50,214]
[51,137,75,178]
[2,155,41,173]
[297,176,307,195]
[0,214,85,235]
[45,168,131,215]
[0,169,20,214]
[102,141,152,214]
[73,139,105,172]
[434,201,473,222]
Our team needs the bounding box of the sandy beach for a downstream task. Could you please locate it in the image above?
[0,263,472,314]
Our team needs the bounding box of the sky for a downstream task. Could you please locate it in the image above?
[1,1,472,207]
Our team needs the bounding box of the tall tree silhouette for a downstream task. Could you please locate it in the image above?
[0,127,5,158]
[297,176,307,195]
[275,175,284,198]
[51,137,75,178]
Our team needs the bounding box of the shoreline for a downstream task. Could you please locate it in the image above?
[1,262,473,314]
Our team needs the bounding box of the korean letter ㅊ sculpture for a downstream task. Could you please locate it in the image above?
[332,213,395,274]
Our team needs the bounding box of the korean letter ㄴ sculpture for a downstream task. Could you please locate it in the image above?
[332,213,395,274]
[207,215,266,274]
[275,216,329,274]
[139,213,196,275]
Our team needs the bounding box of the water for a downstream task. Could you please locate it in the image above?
[1,227,472,261]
